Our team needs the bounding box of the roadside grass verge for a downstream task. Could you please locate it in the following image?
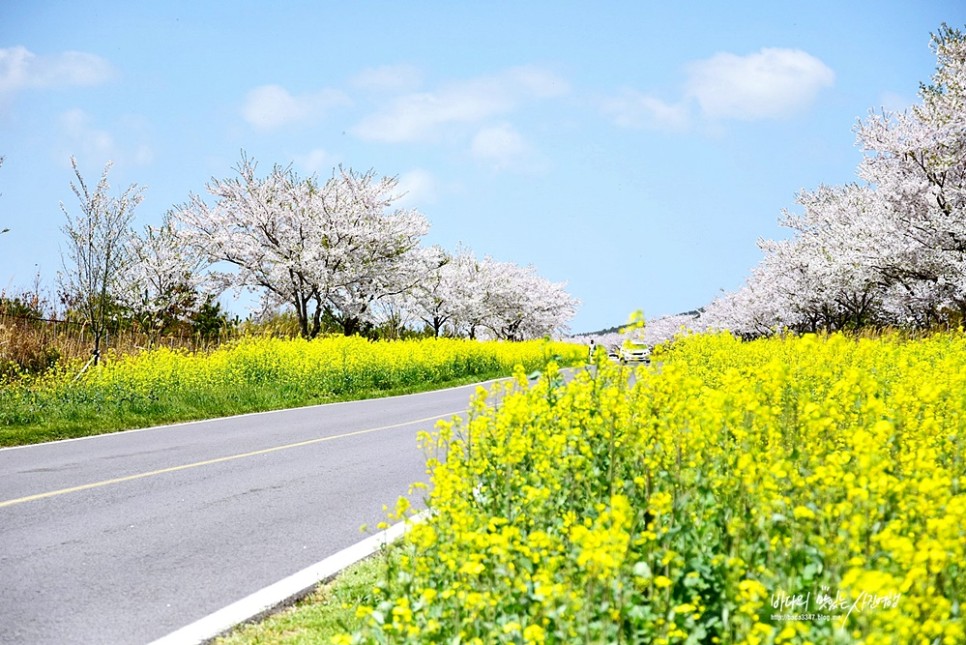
[0,335,585,447]
[216,547,398,645]
[0,370,501,447]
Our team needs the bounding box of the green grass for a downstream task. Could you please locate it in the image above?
[1,335,587,447]
[0,370,505,447]
[216,547,396,645]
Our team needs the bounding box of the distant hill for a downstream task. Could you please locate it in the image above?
[573,325,621,337]
[574,309,702,337]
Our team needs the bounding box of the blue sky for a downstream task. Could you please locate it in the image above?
[1,1,962,333]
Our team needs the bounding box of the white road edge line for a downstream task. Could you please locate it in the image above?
[148,511,428,645]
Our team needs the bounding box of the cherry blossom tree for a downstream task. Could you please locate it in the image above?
[175,154,578,340]
[447,251,497,339]
[174,154,430,338]
[368,292,420,339]
[119,214,208,335]
[768,184,893,330]
[403,245,489,337]
[478,259,578,340]
[59,157,143,364]
[639,312,700,346]
[697,25,966,336]
[318,173,434,335]
[399,245,578,340]
[175,156,312,336]
[401,245,456,337]
[700,270,792,338]
[855,24,966,324]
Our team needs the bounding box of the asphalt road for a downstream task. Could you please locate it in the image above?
[0,381,493,645]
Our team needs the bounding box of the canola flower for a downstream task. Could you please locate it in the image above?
[343,331,965,644]
[0,335,585,443]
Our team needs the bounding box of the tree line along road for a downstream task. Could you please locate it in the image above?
[0,381,493,645]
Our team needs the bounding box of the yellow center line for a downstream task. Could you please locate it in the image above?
[0,410,463,510]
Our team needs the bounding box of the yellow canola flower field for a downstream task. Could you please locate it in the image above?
[0,336,585,441]
[85,335,581,395]
[348,331,965,644]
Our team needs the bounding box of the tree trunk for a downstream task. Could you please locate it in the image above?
[310,298,323,339]
[342,316,360,336]
[92,329,103,366]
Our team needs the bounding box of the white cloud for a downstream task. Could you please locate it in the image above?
[352,90,503,143]
[394,169,439,207]
[601,89,689,131]
[352,65,569,143]
[471,123,531,168]
[502,66,569,99]
[0,46,114,96]
[57,109,153,168]
[877,91,915,114]
[133,144,154,166]
[351,64,423,92]
[685,48,834,120]
[295,148,338,175]
[241,84,350,130]
[59,108,116,159]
